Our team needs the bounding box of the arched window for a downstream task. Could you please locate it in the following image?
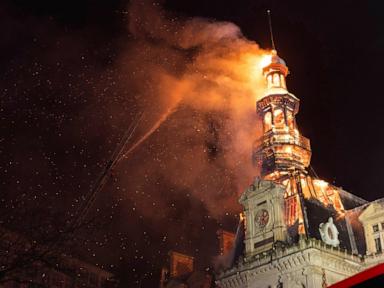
[264,111,272,131]
[280,74,286,88]
[267,74,273,89]
[273,108,285,128]
[273,73,280,87]
[286,110,295,129]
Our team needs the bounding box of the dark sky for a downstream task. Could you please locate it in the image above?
[2,0,384,286]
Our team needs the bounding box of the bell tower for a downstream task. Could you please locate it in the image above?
[253,50,311,178]
[240,10,345,251]
[217,12,371,288]
[252,50,312,236]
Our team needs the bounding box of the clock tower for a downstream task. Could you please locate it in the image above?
[215,19,381,286]
[216,48,368,288]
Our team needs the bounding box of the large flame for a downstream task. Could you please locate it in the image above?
[259,53,272,69]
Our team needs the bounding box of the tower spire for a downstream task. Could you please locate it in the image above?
[267,10,276,51]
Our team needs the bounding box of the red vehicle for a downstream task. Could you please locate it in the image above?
[328,263,384,287]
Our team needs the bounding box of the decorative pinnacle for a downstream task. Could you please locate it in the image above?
[267,10,276,51]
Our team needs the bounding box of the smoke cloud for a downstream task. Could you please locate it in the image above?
[108,0,269,220]
[0,0,271,282]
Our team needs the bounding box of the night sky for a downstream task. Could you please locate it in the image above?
[2,0,384,286]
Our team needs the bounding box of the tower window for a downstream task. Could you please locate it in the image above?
[374,237,382,253]
[273,73,280,87]
[273,108,285,128]
[264,112,272,131]
[280,74,286,89]
[286,110,294,129]
[373,224,379,232]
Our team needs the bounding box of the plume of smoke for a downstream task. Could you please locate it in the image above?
[111,0,268,221]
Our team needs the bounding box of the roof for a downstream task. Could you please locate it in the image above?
[338,189,368,210]
[271,51,286,66]
[345,208,366,255]
[213,219,245,272]
[304,198,356,252]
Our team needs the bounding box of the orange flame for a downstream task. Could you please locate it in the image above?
[259,53,272,68]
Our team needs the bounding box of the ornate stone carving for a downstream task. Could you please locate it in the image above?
[319,217,340,247]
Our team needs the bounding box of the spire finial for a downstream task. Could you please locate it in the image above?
[267,10,276,51]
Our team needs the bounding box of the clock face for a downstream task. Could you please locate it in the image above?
[255,209,270,229]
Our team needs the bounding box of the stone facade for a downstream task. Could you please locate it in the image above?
[216,177,374,288]
[239,179,287,257]
[216,238,363,288]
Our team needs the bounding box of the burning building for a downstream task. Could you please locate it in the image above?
[214,50,384,287]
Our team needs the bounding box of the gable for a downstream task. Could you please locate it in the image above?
[358,202,384,222]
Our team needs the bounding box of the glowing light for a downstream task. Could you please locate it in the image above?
[260,54,272,68]
[240,212,246,227]
[314,179,329,190]
[286,146,293,154]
